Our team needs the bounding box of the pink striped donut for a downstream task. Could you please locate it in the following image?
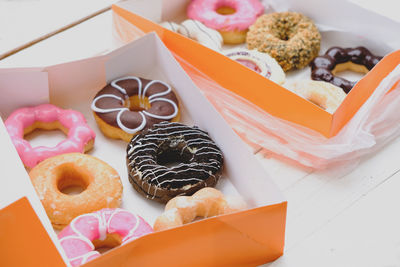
[58,208,153,267]
[4,104,95,169]
[187,0,264,44]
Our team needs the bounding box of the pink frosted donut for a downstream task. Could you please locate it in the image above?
[5,104,95,169]
[58,208,153,267]
[187,0,264,44]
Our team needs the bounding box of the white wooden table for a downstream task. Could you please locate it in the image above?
[1,1,399,266]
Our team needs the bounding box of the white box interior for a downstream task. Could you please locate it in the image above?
[0,34,285,248]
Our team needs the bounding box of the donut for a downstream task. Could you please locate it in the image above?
[153,187,247,231]
[4,104,95,169]
[187,0,264,44]
[310,46,383,93]
[29,153,123,229]
[58,208,153,267]
[91,76,180,142]
[246,12,321,71]
[285,80,346,114]
[160,20,223,51]
[126,121,224,203]
[224,48,285,84]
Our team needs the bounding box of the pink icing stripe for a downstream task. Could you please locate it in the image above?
[4,104,96,168]
[58,208,153,267]
[187,0,264,31]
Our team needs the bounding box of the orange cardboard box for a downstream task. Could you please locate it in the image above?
[112,0,400,138]
[0,33,286,266]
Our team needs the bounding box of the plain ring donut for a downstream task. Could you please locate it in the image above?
[29,153,123,229]
[126,122,224,203]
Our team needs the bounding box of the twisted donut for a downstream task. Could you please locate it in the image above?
[153,187,246,231]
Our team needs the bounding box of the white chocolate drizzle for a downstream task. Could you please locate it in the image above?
[91,76,179,134]
[127,122,223,200]
[59,209,143,266]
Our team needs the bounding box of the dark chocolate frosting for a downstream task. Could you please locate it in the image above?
[126,122,223,203]
[310,47,382,93]
[91,76,179,134]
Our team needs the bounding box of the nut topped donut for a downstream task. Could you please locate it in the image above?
[246,12,321,71]
[91,76,180,142]
[126,122,224,203]
[310,46,383,93]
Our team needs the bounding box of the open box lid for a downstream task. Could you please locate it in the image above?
[0,33,287,266]
[112,0,400,138]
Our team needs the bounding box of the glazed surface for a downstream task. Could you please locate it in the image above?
[58,208,153,266]
[310,46,382,93]
[187,0,264,31]
[5,104,95,168]
[91,76,179,134]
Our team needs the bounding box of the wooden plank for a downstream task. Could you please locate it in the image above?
[0,0,119,59]
[0,11,121,68]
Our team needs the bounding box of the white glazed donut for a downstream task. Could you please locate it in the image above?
[159,21,181,32]
[224,48,286,85]
[284,80,346,114]
[160,19,223,51]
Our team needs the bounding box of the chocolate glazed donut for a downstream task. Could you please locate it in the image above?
[126,122,223,203]
[310,47,382,93]
[91,76,180,142]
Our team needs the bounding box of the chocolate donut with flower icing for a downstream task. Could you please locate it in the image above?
[91,76,180,142]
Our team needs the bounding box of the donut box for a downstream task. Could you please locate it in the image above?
[0,33,287,266]
[111,0,400,138]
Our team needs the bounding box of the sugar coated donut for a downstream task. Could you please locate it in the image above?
[310,46,383,93]
[224,48,285,84]
[29,153,123,229]
[247,12,321,71]
[4,104,95,169]
[127,122,224,203]
[153,187,246,231]
[59,208,153,267]
[187,0,264,44]
[91,76,180,142]
[285,80,346,114]
[160,20,223,51]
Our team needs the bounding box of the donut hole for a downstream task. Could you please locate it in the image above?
[332,62,368,81]
[92,233,122,255]
[272,19,298,41]
[156,139,192,168]
[216,6,236,15]
[24,121,68,148]
[125,95,151,112]
[56,163,91,195]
